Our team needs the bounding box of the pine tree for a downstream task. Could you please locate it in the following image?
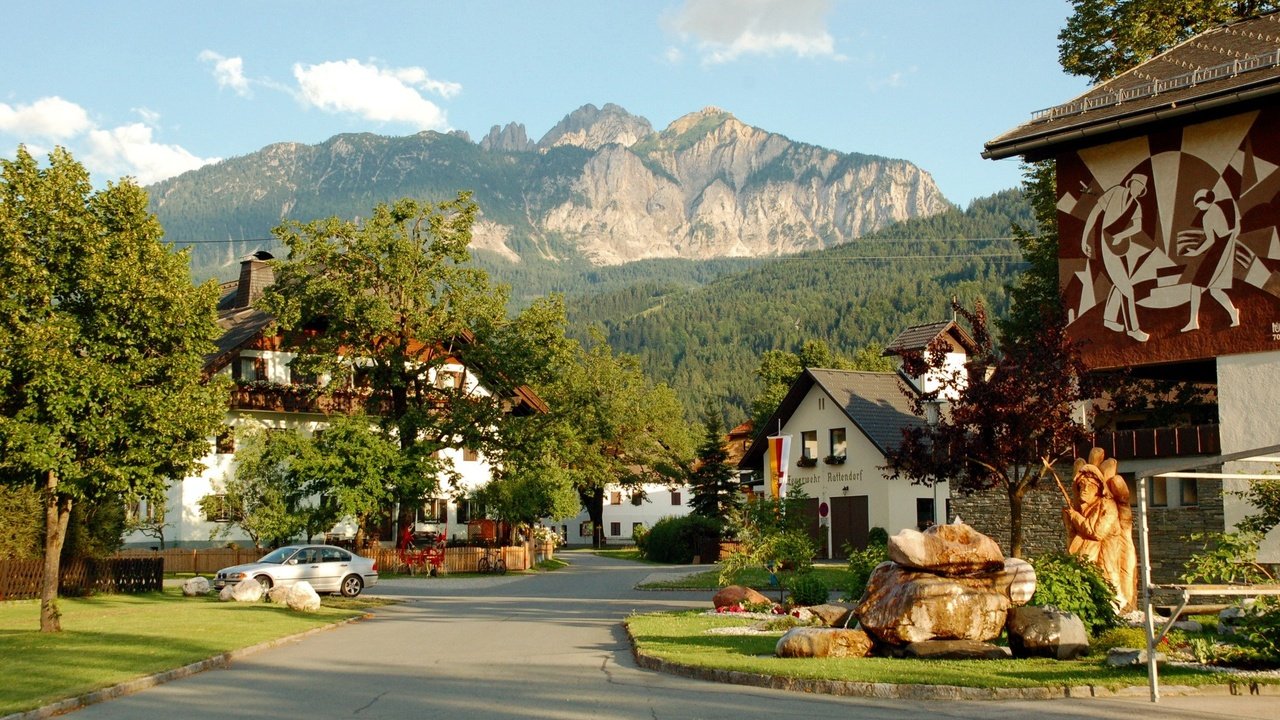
[688,412,742,524]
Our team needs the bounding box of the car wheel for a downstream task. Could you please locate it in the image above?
[340,574,363,598]
[255,575,273,590]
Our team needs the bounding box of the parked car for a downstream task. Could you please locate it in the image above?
[214,544,378,598]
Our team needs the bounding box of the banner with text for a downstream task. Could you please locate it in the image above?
[767,435,791,499]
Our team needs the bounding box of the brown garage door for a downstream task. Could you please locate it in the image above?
[830,495,868,558]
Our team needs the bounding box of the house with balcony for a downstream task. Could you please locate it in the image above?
[122,251,546,549]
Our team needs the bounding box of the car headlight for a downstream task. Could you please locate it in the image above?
[227,572,246,581]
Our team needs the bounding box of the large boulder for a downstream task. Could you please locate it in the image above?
[855,563,1010,645]
[1006,606,1089,660]
[712,585,772,609]
[775,627,874,658]
[229,578,265,603]
[990,557,1037,606]
[902,639,1011,660]
[285,582,322,612]
[807,603,856,628]
[267,586,291,604]
[181,576,211,597]
[887,522,1004,576]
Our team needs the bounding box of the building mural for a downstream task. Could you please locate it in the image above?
[1058,108,1280,368]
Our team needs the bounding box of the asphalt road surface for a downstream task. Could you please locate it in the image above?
[64,551,1276,719]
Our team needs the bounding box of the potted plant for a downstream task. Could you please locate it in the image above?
[796,456,818,468]
[823,454,846,465]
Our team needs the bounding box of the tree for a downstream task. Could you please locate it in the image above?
[749,340,891,429]
[0,147,227,631]
[883,301,1097,558]
[999,161,1062,345]
[1059,0,1278,83]
[535,335,694,548]
[199,424,313,549]
[687,411,742,525]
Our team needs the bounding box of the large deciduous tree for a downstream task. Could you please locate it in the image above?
[883,301,1097,558]
[0,147,227,631]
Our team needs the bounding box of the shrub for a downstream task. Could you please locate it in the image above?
[642,514,721,563]
[632,524,651,555]
[0,484,43,560]
[867,527,889,546]
[844,541,889,603]
[1237,597,1280,665]
[1029,552,1119,637]
[787,572,830,607]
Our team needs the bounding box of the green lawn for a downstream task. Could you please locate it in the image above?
[638,564,854,595]
[626,610,1264,690]
[0,589,385,716]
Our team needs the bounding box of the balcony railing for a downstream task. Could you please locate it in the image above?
[229,382,391,415]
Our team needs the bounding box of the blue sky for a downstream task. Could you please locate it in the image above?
[0,1,1089,206]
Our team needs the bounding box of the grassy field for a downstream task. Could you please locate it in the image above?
[625,610,1265,690]
[0,589,387,716]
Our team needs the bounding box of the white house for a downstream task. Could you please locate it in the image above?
[122,251,546,549]
[548,482,694,546]
[738,321,976,558]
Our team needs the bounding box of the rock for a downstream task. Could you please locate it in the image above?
[1218,602,1256,634]
[990,558,1036,606]
[229,578,265,603]
[285,582,322,612]
[775,627,874,658]
[1006,606,1090,660]
[218,584,235,602]
[267,586,291,604]
[887,522,1005,576]
[1107,647,1166,666]
[903,639,1011,660]
[807,603,856,628]
[181,577,210,596]
[1171,620,1203,633]
[855,563,1011,644]
[713,585,772,609]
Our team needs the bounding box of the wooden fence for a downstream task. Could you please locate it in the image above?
[110,541,556,576]
[0,557,164,601]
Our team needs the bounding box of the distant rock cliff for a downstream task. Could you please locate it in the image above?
[148,103,951,275]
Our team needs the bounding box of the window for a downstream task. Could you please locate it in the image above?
[321,547,349,563]
[630,491,643,506]
[456,498,471,525]
[1181,479,1199,506]
[801,430,818,459]
[215,428,235,454]
[671,490,682,505]
[916,497,936,530]
[437,369,465,389]
[829,428,847,458]
[203,494,230,522]
[610,491,621,505]
[1151,477,1168,507]
[609,522,621,537]
[579,522,592,538]
[422,499,448,524]
[463,447,479,462]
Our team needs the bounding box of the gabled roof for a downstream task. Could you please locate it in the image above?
[739,368,924,470]
[984,12,1280,161]
[884,320,978,356]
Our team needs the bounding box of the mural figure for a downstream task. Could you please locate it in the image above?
[1179,188,1241,332]
[1046,448,1137,611]
[1082,173,1150,342]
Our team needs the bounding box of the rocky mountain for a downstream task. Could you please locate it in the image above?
[147,103,952,279]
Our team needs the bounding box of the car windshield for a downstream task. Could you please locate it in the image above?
[257,547,301,564]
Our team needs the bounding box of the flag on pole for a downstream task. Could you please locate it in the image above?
[767,435,791,499]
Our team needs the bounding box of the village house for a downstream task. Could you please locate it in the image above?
[982,11,1280,578]
[122,251,546,549]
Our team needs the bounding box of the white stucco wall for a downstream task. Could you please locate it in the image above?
[1217,350,1280,561]
[547,483,694,544]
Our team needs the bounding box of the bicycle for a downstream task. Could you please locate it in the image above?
[477,543,507,575]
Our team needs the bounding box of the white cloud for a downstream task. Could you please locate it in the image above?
[84,123,219,185]
[0,96,93,139]
[199,50,251,97]
[668,0,841,64]
[292,59,458,130]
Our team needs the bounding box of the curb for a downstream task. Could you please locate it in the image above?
[3,613,372,720]
[625,626,1280,701]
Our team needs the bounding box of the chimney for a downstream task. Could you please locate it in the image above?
[234,250,275,309]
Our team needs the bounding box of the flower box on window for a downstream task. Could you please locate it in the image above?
[796,457,818,468]
[823,454,847,465]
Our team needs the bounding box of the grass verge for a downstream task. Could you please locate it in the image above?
[625,610,1269,691]
[638,565,854,595]
[0,589,384,716]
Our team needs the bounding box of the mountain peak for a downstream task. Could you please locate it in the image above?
[536,103,653,151]
[480,122,534,152]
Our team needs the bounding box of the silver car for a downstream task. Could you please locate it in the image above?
[214,544,378,598]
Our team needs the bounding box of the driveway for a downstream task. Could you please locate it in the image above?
[65,551,1274,719]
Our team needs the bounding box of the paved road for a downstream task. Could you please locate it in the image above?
[68,552,1274,719]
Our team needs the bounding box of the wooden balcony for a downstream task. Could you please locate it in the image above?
[229,383,390,415]
[1075,424,1220,461]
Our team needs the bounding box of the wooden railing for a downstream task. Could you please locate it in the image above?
[114,547,265,574]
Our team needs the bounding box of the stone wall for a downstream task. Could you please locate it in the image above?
[952,479,1226,585]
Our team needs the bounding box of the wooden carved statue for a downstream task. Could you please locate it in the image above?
[1046,448,1137,612]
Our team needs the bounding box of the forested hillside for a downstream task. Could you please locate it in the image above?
[564,189,1034,422]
